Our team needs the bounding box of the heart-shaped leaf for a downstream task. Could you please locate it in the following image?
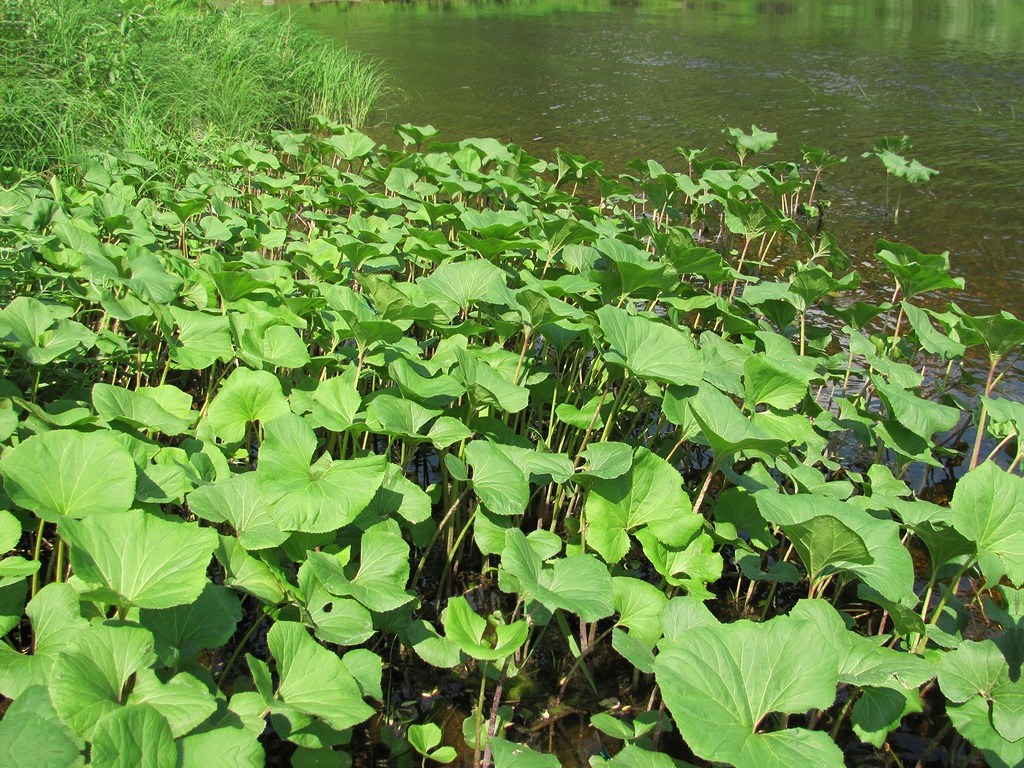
[655,614,843,768]
[257,414,386,534]
[61,509,217,609]
[585,447,700,564]
[268,621,374,732]
[50,623,156,739]
[950,462,1024,586]
[2,430,136,521]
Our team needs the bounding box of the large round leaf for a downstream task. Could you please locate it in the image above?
[268,621,375,732]
[655,614,843,768]
[204,367,290,443]
[584,447,699,564]
[90,704,177,768]
[62,509,217,609]
[257,414,386,534]
[596,305,704,386]
[1,430,135,521]
[0,685,83,768]
[950,461,1024,586]
[50,624,156,739]
[140,583,242,666]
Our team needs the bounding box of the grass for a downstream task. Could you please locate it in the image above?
[2,0,390,171]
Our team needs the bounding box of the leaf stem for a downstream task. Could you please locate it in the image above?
[30,519,46,598]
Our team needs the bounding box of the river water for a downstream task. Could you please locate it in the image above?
[279,0,1024,323]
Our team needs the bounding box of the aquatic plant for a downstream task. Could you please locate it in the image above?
[862,135,939,225]
[0,125,1021,767]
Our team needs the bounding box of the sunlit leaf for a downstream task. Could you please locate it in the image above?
[62,509,217,609]
[655,614,843,768]
[1,430,136,521]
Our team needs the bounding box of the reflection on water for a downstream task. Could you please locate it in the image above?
[278,0,1024,320]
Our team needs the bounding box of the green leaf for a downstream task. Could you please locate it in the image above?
[0,582,87,698]
[50,623,156,739]
[875,240,963,300]
[947,696,1024,768]
[408,722,456,763]
[428,416,473,450]
[403,619,466,668]
[584,447,699,564]
[939,639,1008,704]
[591,743,697,767]
[258,414,386,534]
[790,600,933,688]
[612,576,668,648]
[62,509,217,609]
[419,259,513,317]
[343,648,383,702]
[636,529,723,600]
[269,621,374,731]
[140,583,242,666]
[308,524,413,612]
[90,704,177,768]
[660,596,717,642]
[177,726,264,768]
[456,347,530,413]
[850,686,920,748]
[655,614,844,768]
[126,668,217,737]
[92,384,193,435]
[950,462,1024,586]
[726,124,778,158]
[324,130,376,161]
[941,637,1024,761]
[466,440,529,517]
[0,578,27,643]
[298,559,374,647]
[0,685,83,768]
[743,352,811,411]
[597,305,704,386]
[956,308,1024,363]
[187,472,287,550]
[205,368,291,443]
[237,323,311,369]
[309,371,361,432]
[442,596,527,662]
[215,536,288,605]
[689,385,787,464]
[756,492,915,603]
[366,394,440,438]
[789,516,872,584]
[168,307,233,370]
[901,302,965,360]
[289,747,353,767]
[488,738,560,768]
[1,429,136,521]
[578,441,633,480]
[361,462,432,529]
[872,376,960,442]
[501,529,614,621]
[0,298,96,364]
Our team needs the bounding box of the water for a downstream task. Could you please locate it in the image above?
[276,0,1023,351]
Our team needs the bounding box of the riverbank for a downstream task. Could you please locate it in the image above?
[3,0,389,171]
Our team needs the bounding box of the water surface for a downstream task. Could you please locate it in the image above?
[280,0,1024,320]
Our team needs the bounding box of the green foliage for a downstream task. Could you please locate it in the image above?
[4,0,389,170]
[0,126,1021,766]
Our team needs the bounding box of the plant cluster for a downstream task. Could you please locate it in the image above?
[0,123,1023,767]
[1,0,389,171]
